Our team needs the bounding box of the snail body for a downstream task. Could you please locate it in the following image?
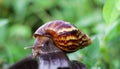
[33,20,91,52]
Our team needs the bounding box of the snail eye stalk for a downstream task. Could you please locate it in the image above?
[24,46,33,49]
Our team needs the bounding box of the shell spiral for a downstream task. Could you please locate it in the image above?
[34,20,91,52]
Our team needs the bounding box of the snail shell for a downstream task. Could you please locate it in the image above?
[34,20,91,52]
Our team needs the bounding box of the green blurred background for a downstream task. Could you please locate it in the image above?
[0,0,120,69]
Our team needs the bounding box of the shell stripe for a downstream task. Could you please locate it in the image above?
[34,20,91,52]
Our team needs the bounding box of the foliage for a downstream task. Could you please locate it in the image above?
[0,0,120,69]
[103,0,120,24]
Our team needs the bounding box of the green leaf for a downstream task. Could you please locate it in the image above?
[0,19,9,43]
[104,20,120,41]
[8,24,32,38]
[103,0,120,24]
[0,19,9,27]
[13,0,29,21]
[83,36,100,59]
[33,0,57,10]
[116,0,120,11]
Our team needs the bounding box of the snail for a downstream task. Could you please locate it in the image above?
[25,20,91,57]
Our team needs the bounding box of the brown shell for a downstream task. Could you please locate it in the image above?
[34,20,91,52]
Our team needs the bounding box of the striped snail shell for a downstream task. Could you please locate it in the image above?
[34,20,91,52]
